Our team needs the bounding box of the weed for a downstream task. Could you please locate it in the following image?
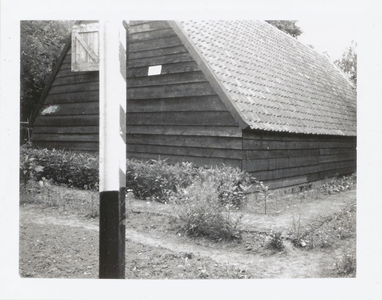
[321,174,356,195]
[266,231,284,251]
[86,193,99,218]
[126,159,196,203]
[173,178,243,241]
[197,264,210,279]
[197,165,252,208]
[290,213,307,247]
[20,179,99,217]
[335,252,356,277]
[20,151,44,186]
[291,202,356,249]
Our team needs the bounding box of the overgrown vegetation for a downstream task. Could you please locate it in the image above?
[20,146,252,241]
[126,159,196,203]
[171,178,243,241]
[20,179,100,218]
[20,151,44,186]
[20,146,252,206]
[289,202,356,249]
[21,21,74,124]
[335,252,356,277]
[20,146,356,247]
[266,231,285,251]
[20,145,99,190]
[320,174,356,195]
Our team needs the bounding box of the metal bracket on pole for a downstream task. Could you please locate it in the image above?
[99,20,127,279]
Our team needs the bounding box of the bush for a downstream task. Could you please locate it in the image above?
[20,147,253,207]
[20,145,99,190]
[266,231,285,251]
[126,159,196,203]
[172,178,243,241]
[293,202,356,249]
[123,159,252,206]
[197,165,252,208]
[20,146,44,186]
[321,174,356,195]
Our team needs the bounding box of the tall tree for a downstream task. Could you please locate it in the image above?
[265,20,303,38]
[334,41,357,87]
[20,21,75,123]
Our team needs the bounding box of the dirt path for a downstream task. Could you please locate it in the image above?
[20,189,356,278]
[128,189,356,232]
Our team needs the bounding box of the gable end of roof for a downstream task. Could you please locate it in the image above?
[169,20,250,130]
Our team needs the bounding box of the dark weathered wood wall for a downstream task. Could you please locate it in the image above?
[243,130,356,189]
[126,21,242,168]
[32,47,100,151]
[31,21,357,190]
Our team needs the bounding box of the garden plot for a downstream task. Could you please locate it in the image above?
[19,181,356,279]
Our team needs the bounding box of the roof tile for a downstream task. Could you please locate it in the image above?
[178,20,356,136]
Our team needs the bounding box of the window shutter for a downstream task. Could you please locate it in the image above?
[71,21,100,72]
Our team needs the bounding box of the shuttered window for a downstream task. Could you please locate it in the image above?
[71,22,100,72]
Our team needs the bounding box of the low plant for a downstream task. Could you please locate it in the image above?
[172,178,243,241]
[21,147,252,206]
[20,178,99,217]
[20,150,44,186]
[197,165,252,208]
[125,160,252,205]
[290,213,306,247]
[292,202,356,249]
[321,174,356,195]
[335,252,356,277]
[126,159,196,203]
[21,145,99,190]
[266,231,285,251]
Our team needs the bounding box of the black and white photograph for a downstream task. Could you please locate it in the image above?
[1,0,382,299]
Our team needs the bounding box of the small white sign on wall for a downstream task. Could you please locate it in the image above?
[148,65,162,76]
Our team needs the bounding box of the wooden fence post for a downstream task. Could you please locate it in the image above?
[99,19,126,279]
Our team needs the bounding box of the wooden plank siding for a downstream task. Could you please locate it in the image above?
[126,21,242,168]
[32,46,100,151]
[242,130,356,189]
[30,20,357,190]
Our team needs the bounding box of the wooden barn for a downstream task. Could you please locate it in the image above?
[30,20,357,189]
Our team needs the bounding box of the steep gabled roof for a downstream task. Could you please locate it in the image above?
[171,20,357,136]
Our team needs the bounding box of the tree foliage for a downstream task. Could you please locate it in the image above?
[334,41,357,87]
[20,21,75,122]
[265,20,303,38]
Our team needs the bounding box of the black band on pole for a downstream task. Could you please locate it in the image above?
[99,188,125,279]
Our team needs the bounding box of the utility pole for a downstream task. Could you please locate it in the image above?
[99,20,126,279]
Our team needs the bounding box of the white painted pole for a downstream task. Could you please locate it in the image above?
[99,19,126,279]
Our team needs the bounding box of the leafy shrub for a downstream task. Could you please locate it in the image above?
[126,159,196,203]
[21,146,99,190]
[20,147,252,207]
[125,160,252,205]
[172,178,243,241]
[335,253,356,277]
[266,231,285,251]
[292,202,356,249]
[20,149,44,186]
[321,174,356,195]
[290,214,306,247]
[196,165,252,208]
